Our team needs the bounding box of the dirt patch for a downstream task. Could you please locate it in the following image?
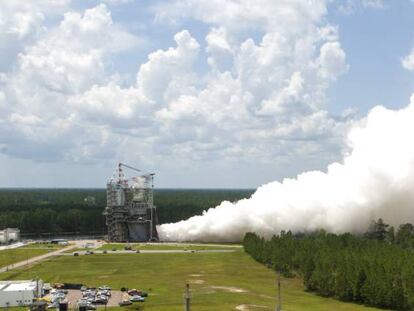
[235,304,270,310]
[189,279,205,284]
[258,293,274,300]
[211,286,247,293]
[189,274,203,277]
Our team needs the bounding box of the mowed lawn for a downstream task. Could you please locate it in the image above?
[0,250,385,311]
[0,248,52,269]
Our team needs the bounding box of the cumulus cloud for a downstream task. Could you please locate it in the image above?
[159,101,414,241]
[402,49,414,71]
[0,0,70,71]
[137,30,200,104]
[0,1,352,186]
[0,3,141,161]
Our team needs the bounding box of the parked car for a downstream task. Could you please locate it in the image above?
[128,289,147,297]
[99,285,111,291]
[99,290,111,297]
[130,295,145,302]
[93,296,108,304]
[119,301,132,306]
[78,302,96,310]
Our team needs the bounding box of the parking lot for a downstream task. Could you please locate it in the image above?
[65,289,124,308]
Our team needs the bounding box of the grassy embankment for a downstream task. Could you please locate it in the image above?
[0,248,386,311]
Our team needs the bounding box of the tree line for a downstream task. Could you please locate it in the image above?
[243,219,414,310]
[0,189,253,236]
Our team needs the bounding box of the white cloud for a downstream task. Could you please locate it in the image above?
[0,3,142,162]
[0,1,71,68]
[136,30,200,103]
[318,41,348,80]
[402,49,414,71]
[101,0,133,5]
[0,1,353,186]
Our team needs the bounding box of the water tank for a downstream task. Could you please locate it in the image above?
[114,185,125,206]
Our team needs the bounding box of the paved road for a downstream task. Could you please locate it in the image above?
[0,240,101,273]
[62,249,237,256]
[0,242,27,251]
[145,242,242,248]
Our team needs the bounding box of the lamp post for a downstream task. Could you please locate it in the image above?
[184,283,191,311]
[276,271,281,311]
[267,262,282,311]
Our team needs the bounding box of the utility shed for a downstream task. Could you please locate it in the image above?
[0,280,43,307]
[0,228,20,244]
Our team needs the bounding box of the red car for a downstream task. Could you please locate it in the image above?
[127,289,148,297]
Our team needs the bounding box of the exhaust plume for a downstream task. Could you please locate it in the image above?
[158,100,414,242]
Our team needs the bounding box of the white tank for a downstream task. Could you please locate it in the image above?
[115,185,125,206]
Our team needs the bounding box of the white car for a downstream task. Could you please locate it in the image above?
[130,295,145,302]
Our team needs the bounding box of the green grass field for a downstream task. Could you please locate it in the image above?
[97,243,241,251]
[0,249,386,311]
[0,248,52,269]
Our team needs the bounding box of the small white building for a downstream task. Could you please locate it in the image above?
[0,228,20,244]
[0,280,43,307]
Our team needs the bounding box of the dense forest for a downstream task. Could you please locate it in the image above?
[243,219,414,310]
[0,188,253,236]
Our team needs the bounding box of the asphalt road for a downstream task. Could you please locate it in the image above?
[62,249,237,256]
[0,242,27,251]
[145,242,242,248]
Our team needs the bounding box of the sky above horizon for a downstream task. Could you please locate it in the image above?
[1,0,414,188]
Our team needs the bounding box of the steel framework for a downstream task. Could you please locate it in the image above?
[103,163,159,242]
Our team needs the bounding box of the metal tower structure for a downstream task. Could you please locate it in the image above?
[103,163,159,242]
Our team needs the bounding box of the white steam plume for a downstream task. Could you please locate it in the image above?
[158,99,414,242]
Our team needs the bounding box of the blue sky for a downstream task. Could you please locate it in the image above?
[0,0,414,188]
[328,1,414,115]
